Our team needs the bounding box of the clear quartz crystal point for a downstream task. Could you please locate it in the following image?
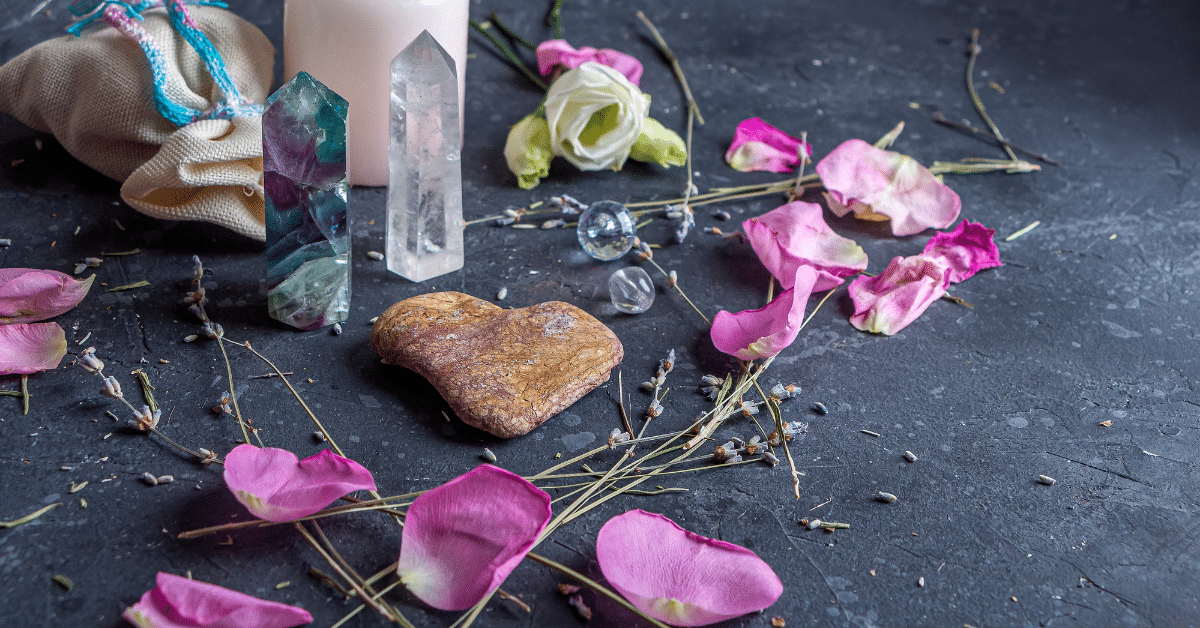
[578,200,636,261]
[263,71,351,331]
[609,266,655,314]
[387,30,464,282]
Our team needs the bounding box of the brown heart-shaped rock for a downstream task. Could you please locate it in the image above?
[371,292,623,438]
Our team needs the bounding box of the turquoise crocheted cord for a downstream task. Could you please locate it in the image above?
[68,0,263,127]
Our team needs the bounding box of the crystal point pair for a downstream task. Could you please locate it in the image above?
[263,71,351,330]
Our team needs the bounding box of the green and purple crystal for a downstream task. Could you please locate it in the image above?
[264,71,351,330]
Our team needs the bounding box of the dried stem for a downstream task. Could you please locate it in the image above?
[330,580,403,628]
[766,397,801,499]
[636,11,703,124]
[294,522,410,627]
[966,29,1017,163]
[20,375,28,415]
[617,370,634,436]
[148,426,220,464]
[311,520,405,621]
[526,552,672,628]
[643,257,711,326]
[932,112,1058,165]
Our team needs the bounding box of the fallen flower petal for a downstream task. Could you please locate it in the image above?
[0,268,94,324]
[816,139,960,236]
[922,220,1002,283]
[711,265,819,360]
[223,445,376,523]
[847,255,952,335]
[397,464,551,611]
[537,39,644,85]
[0,322,67,375]
[724,118,811,173]
[743,201,868,291]
[597,509,783,626]
[123,572,312,628]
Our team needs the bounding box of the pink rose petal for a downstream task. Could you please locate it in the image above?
[816,139,961,236]
[223,445,376,523]
[711,265,820,360]
[0,268,94,324]
[537,39,643,85]
[0,322,67,375]
[743,201,868,291]
[123,572,313,628]
[597,509,783,626]
[397,464,552,611]
[724,118,811,173]
[922,220,1002,283]
[847,255,952,335]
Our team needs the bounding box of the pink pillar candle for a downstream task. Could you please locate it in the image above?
[284,0,469,186]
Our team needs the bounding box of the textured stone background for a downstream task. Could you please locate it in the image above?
[0,0,1197,626]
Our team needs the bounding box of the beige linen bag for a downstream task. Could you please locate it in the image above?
[0,2,273,241]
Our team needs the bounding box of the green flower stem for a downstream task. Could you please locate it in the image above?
[470,20,547,90]
[526,552,673,628]
[488,11,537,51]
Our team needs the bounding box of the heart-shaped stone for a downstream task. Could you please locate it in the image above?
[371,292,623,438]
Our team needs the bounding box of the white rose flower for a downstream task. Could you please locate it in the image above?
[543,61,649,171]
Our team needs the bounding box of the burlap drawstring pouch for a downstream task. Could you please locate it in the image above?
[0,0,274,241]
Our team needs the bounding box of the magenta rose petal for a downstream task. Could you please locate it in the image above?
[815,139,961,236]
[536,39,643,85]
[710,265,820,360]
[397,464,552,611]
[922,220,1002,283]
[743,201,868,291]
[724,117,811,173]
[848,255,953,335]
[0,322,67,375]
[222,445,376,523]
[123,572,313,628]
[597,509,783,627]
[0,268,94,324]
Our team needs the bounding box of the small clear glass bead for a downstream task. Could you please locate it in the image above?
[609,267,655,314]
[577,200,636,261]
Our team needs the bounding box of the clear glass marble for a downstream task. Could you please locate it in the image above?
[577,200,636,261]
[609,266,655,314]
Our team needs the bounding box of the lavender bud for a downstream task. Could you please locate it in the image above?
[764,452,780,467]
[540,218,566,229]
[78,349,105,374]
[203,322,224,339]
[494,216,516,226]
[700,374,724,386]
[666,270,678,289]
[191,255,203,282]
[99,375,122,399]
[659,349,675,375]
[84,257,103,267]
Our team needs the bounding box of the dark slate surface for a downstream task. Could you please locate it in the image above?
[2,0,1198,627]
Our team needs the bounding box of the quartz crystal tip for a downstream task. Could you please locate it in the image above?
[386,30,464,283]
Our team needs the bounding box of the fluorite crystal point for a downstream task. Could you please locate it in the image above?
[264,71,352,331]
[387,30,464,282]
